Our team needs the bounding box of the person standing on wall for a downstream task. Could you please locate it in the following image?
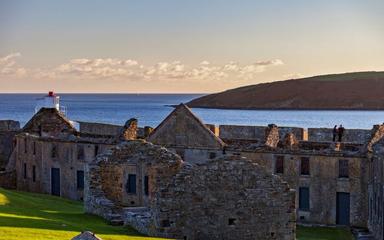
[332,125,338,142]
[338,124,345,142]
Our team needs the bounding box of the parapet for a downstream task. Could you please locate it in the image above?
[218,124,306,141]
[78,121,122,136]
[308,128,371,144]
[219,125,267,140]
[0,120,20,131]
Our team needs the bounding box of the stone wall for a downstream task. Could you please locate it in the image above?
[368,139,384,240]
[219,125,267,140]
[280,127,306,141]
[205,124,220,136]
[0,120,20,131]
[231,151,368,227]
[85,141,296,240]
[219,125,305,141]
[22,108,76,137]
[0,119,19,170]
[0,131,18,170]
[15,134,114,200]
[117,118,137,141]
[151,156,296,240]
[79,121,122,136]
[308,128,371,143]
[85,140,183,221]
[148,104,225,149]
[265,124,280,148]
[0,170,16,189]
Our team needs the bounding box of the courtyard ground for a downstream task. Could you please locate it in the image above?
[0,188,353,240]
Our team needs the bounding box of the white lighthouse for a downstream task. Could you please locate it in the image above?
[35,91,66,115]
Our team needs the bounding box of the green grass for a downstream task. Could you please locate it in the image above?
[0,188,354,240]
[0,188,162,240]
[297,225,354,240]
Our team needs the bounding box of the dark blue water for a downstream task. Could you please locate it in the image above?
[0,94,383,129]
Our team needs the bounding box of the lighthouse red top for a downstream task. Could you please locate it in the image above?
[48,91,55,97]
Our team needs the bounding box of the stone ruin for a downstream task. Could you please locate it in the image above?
[85,140,296,240]
[71,231,102,240]
[265,124,280,148]
[117,118,138,141]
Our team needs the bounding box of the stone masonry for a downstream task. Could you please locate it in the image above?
[85,140,296,240]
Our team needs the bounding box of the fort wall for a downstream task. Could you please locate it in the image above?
[368,137,384,240]
[78,121,122,136]
[0,120,20,170]
[308,128,371,143]
[85,141,296,240]
[218,125,306,140]
[235,151,368,227]
[15,134,114,200]
[0,131,17,170]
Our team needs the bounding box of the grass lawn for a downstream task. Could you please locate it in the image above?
[297,225,354,240]
[0,188,162,240]
[0,187,354,240]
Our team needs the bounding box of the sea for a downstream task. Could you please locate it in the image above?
[0,94,384,130]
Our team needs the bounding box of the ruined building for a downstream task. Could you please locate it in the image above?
[367,125,384,240]
[2,103,384,239]
[85,140,296,240]
[3,108,138,200]
[148,104,373,227]
[0,120,19,170]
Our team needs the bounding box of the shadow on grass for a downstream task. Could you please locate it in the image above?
[296,225,354,240]
[0,188,143,237]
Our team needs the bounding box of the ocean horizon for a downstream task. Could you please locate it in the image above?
[1,93,384,129]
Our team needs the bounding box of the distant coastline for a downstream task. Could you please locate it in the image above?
[173,104,384,111]
[187,71,384,111]
[189,106,384,111]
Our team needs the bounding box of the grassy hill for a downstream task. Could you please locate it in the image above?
[0,188,353,240]
[187,71,384,110]
[0,188,160,240]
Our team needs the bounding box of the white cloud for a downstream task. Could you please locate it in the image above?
[199,60,210,65]
[0,52,27,77]
[255,59,284,66]
[0,53,284,84]
[0,52,21,66]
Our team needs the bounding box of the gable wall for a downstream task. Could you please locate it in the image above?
[149,107,222,149]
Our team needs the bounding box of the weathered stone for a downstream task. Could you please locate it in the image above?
[308,128,372,143]
[1,100,382,238]
[367,135,384,240]
[282,132,299,149]
[0,120,20,131]
[147,104,225,149]
[0,170,16,189]
[85,140,296,240]
[22,108,76,137]
[78,121,122,136]
[143,126,153,138]
[118,118,138,141]
[71,231,102,240]
[10,109,123,200]
[265,124,279,148]
[0,130,18,170]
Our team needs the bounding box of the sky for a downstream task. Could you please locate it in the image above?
[0,0,384,93]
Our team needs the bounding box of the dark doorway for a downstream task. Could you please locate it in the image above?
[336,192,350,225]
[51,168,60,196]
